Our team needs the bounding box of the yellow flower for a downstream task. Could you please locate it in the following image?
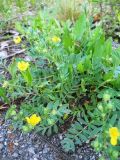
[17,61,29,71]
[13,36,22,44]
[109,127,120,146]
[26,114,41,126]
[52,36,61,43]
[2,81,9,88]
[110,137,117,146]
[109,127,119,138]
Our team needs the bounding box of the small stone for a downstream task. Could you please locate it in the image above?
[28,147,35,154]
[43,145,50,154]
[34,144,39,148]
[58,134,63,140]
[79,155,83,159]
[33,158,38,160]
[78,148,82,154]
[4,141,7,145]
[86,140,90,144]
[39,151,42,154]
[0,143,3,150]
[14,142,19,146]
[0,138,4,142]
[13,152,19,158]
[19,150,23,154]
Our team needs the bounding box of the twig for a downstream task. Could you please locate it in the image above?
[2,49,25,60]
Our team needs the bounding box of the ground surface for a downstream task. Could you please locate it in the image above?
[0,113,100,160]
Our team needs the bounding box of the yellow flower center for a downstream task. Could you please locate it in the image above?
[26,114,41,126]
[52,36,61,43]
[109,127,119,138]
[17,61,29,71]
[13,36,22,44]
[51,109,57,115]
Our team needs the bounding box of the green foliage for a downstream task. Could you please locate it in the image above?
[62,88,120,157]
[73,14,87,41]
[1,3,120,159]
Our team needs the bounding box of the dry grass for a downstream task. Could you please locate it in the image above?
[56,0,83,22]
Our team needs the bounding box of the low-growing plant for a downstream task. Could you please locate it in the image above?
[0,9,120,160]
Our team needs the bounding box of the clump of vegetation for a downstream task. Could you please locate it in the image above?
[0,0,120,160]
[56,0,81,21]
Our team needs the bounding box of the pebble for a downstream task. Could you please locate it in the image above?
[0,113,100,160]
[14,142,19,146]
[0,138,4,142]
[0,143,3,150]
[58,134,63,140]
[43,147,49,154]
[33,158,38,160]
[28,147,35,154]
[13,152,19,158]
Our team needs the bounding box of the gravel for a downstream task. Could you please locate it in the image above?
[0,113,101,160]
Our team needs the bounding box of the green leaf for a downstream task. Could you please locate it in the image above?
[15,22,25,35]
[61,138,75,152]
[42,128,47,135]
[8,60,17,78]
[63,27,74,50]
[89,127,101,138]
[53,124,58,133]
[0,87,10,104]
[109,114,117,126]
[77,63,84,73]
[73,14,86,41]
[47,127,52,136]
[5,105,16,119]
[104,38,112,57]
[22,69,32,86]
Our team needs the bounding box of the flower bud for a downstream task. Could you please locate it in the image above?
[98,103,103,111]
[107,102,113,110]
[11,110,16,116]
[44,108,49,114]
[103,93,110,102]
[19,111,23,115]
[93,140,99,148]
[63,114,69,120]
[22,126,29,132]
[101,113,106,118]
[47,119,55,125]
[51,109,57,115]
[112,151,118,159]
